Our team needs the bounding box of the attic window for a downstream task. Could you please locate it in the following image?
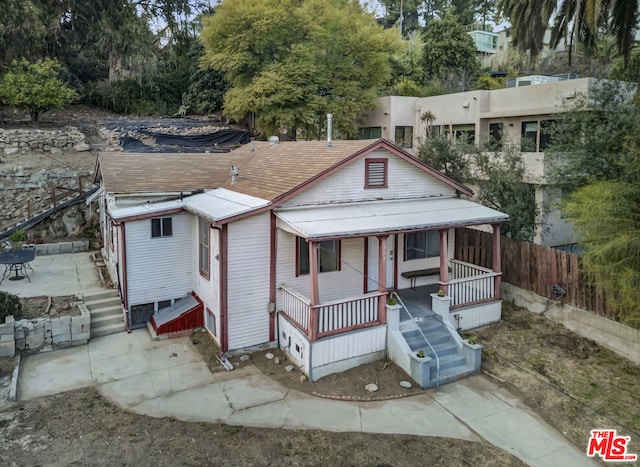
[365,158,388,188]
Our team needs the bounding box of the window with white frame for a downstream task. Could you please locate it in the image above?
[198,218,209,278]
[151,217,172,238]
[404,231,440,260]
[297,237,341,275]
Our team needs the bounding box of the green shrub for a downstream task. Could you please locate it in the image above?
[9,230,26,242]
[0,292,22,321]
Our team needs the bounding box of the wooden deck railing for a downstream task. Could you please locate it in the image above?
[279,285,384,340]
[444,259,501,310]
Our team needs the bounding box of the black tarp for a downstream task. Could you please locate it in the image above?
[120,128,251,152]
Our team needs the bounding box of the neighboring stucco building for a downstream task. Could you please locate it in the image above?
[358,77,607,248]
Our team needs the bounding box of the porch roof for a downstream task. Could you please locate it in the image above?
[275,198,508,240]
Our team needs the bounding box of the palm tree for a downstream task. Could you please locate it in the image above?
[500,0,639,67]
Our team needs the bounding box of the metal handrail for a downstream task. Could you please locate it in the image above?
[391,291,441,392]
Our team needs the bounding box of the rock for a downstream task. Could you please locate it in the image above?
[400,380,413,389]
[265,352,274,360]
[239,355,250,362]
[285,365,294,372]
[299,374,307,383]
[365,383,379,392]
[73,142,91,152]
[274,357,280,365]
[4,148,18,156]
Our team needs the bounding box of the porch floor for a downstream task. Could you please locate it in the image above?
[393,285,439,322]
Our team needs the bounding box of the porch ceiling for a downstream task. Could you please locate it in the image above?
[275,198,508,240]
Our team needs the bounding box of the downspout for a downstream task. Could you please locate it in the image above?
[219,223,229,352]
[269,212,277,342]
[120,222,130,333]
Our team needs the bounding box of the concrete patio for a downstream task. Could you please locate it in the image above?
[0,251,104,298]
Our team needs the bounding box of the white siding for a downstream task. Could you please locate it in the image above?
[454,301,502,331]
[193,219,221,347]
[226,213,272,350]
[282,149,456,207]
[276,230,365,304]
[311,326,386,368]
[278,315,311,372]
[126,213,193,305]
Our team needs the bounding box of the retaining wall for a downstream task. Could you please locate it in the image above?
[0,302,90,356]
[0,128,90,155]
[501,282,640,365]
[20,241,89,255]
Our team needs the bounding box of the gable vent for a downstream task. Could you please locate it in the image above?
[365,159,387,188]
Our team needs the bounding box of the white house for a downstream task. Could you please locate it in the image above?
[96,139,508,387]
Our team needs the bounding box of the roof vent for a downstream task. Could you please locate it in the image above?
[327,113,333,150]
[230,165,239,184]
[268,135,279,146]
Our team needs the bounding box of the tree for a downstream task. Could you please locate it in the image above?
[545,81,639,193]
[0,58,78,124]
[378,0,424,36]
[200,0,400,139]
[564,180,640,327]
[416,123,537,241]
[500,0,638,66]
[421,13,480,91]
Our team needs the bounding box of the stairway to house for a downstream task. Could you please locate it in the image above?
[400,313,480,388]
[84,290,126,338]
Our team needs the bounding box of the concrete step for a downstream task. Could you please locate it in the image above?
[423,342,460,358]
[88,304,123,319]
[85,296,121,311]
[433,353,466,371]
[91,321,126,338]
[402,329,450,348]
[430,363,476,385]
[91,313,124,329]
[83,290,119,302]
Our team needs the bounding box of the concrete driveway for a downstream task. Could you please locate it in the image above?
[17,329,594,466]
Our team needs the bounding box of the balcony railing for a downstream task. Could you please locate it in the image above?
[279,285,384,340]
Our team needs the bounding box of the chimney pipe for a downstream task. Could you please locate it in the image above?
[327,114,333,149]
[250,137,255,152]
[230,165,238,184]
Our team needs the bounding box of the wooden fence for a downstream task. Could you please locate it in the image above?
[454,228,615,320]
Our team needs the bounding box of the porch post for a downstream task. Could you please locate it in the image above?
[492,224,502,298]
[439,229,449,294]
[377,235,388,324]
[309,241,320,341]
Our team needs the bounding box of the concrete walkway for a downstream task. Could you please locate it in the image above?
[17,330,594,466]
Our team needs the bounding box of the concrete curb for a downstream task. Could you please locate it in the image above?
[8,352,21,402]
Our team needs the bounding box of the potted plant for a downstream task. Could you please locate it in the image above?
[437,289,446,297]
[416,350,425,358]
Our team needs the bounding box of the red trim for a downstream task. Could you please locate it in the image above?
[295,236,301,277]
[279,311,309,335]
[219,224,228,352]
[377,235,388,324]
[363,237,369,293]
[121,223,128,311]
[316,320,383,339]
[393,234,398,290]
[269,212,277,342]
[439,229,449,295]
[364,158,388,188]
[309,241,319,341]
[492,223,502,298]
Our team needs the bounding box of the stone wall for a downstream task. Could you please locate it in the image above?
[0,127,90,156]
[0,302,91,356]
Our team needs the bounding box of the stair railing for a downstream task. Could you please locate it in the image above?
[391,291,441,392]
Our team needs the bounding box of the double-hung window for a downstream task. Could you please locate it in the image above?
[151,217,172,238]
[297,238,340,275]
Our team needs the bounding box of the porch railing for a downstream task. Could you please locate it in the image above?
[279,284,384,340]
[280,285,310,334]
[444,259,501,310]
